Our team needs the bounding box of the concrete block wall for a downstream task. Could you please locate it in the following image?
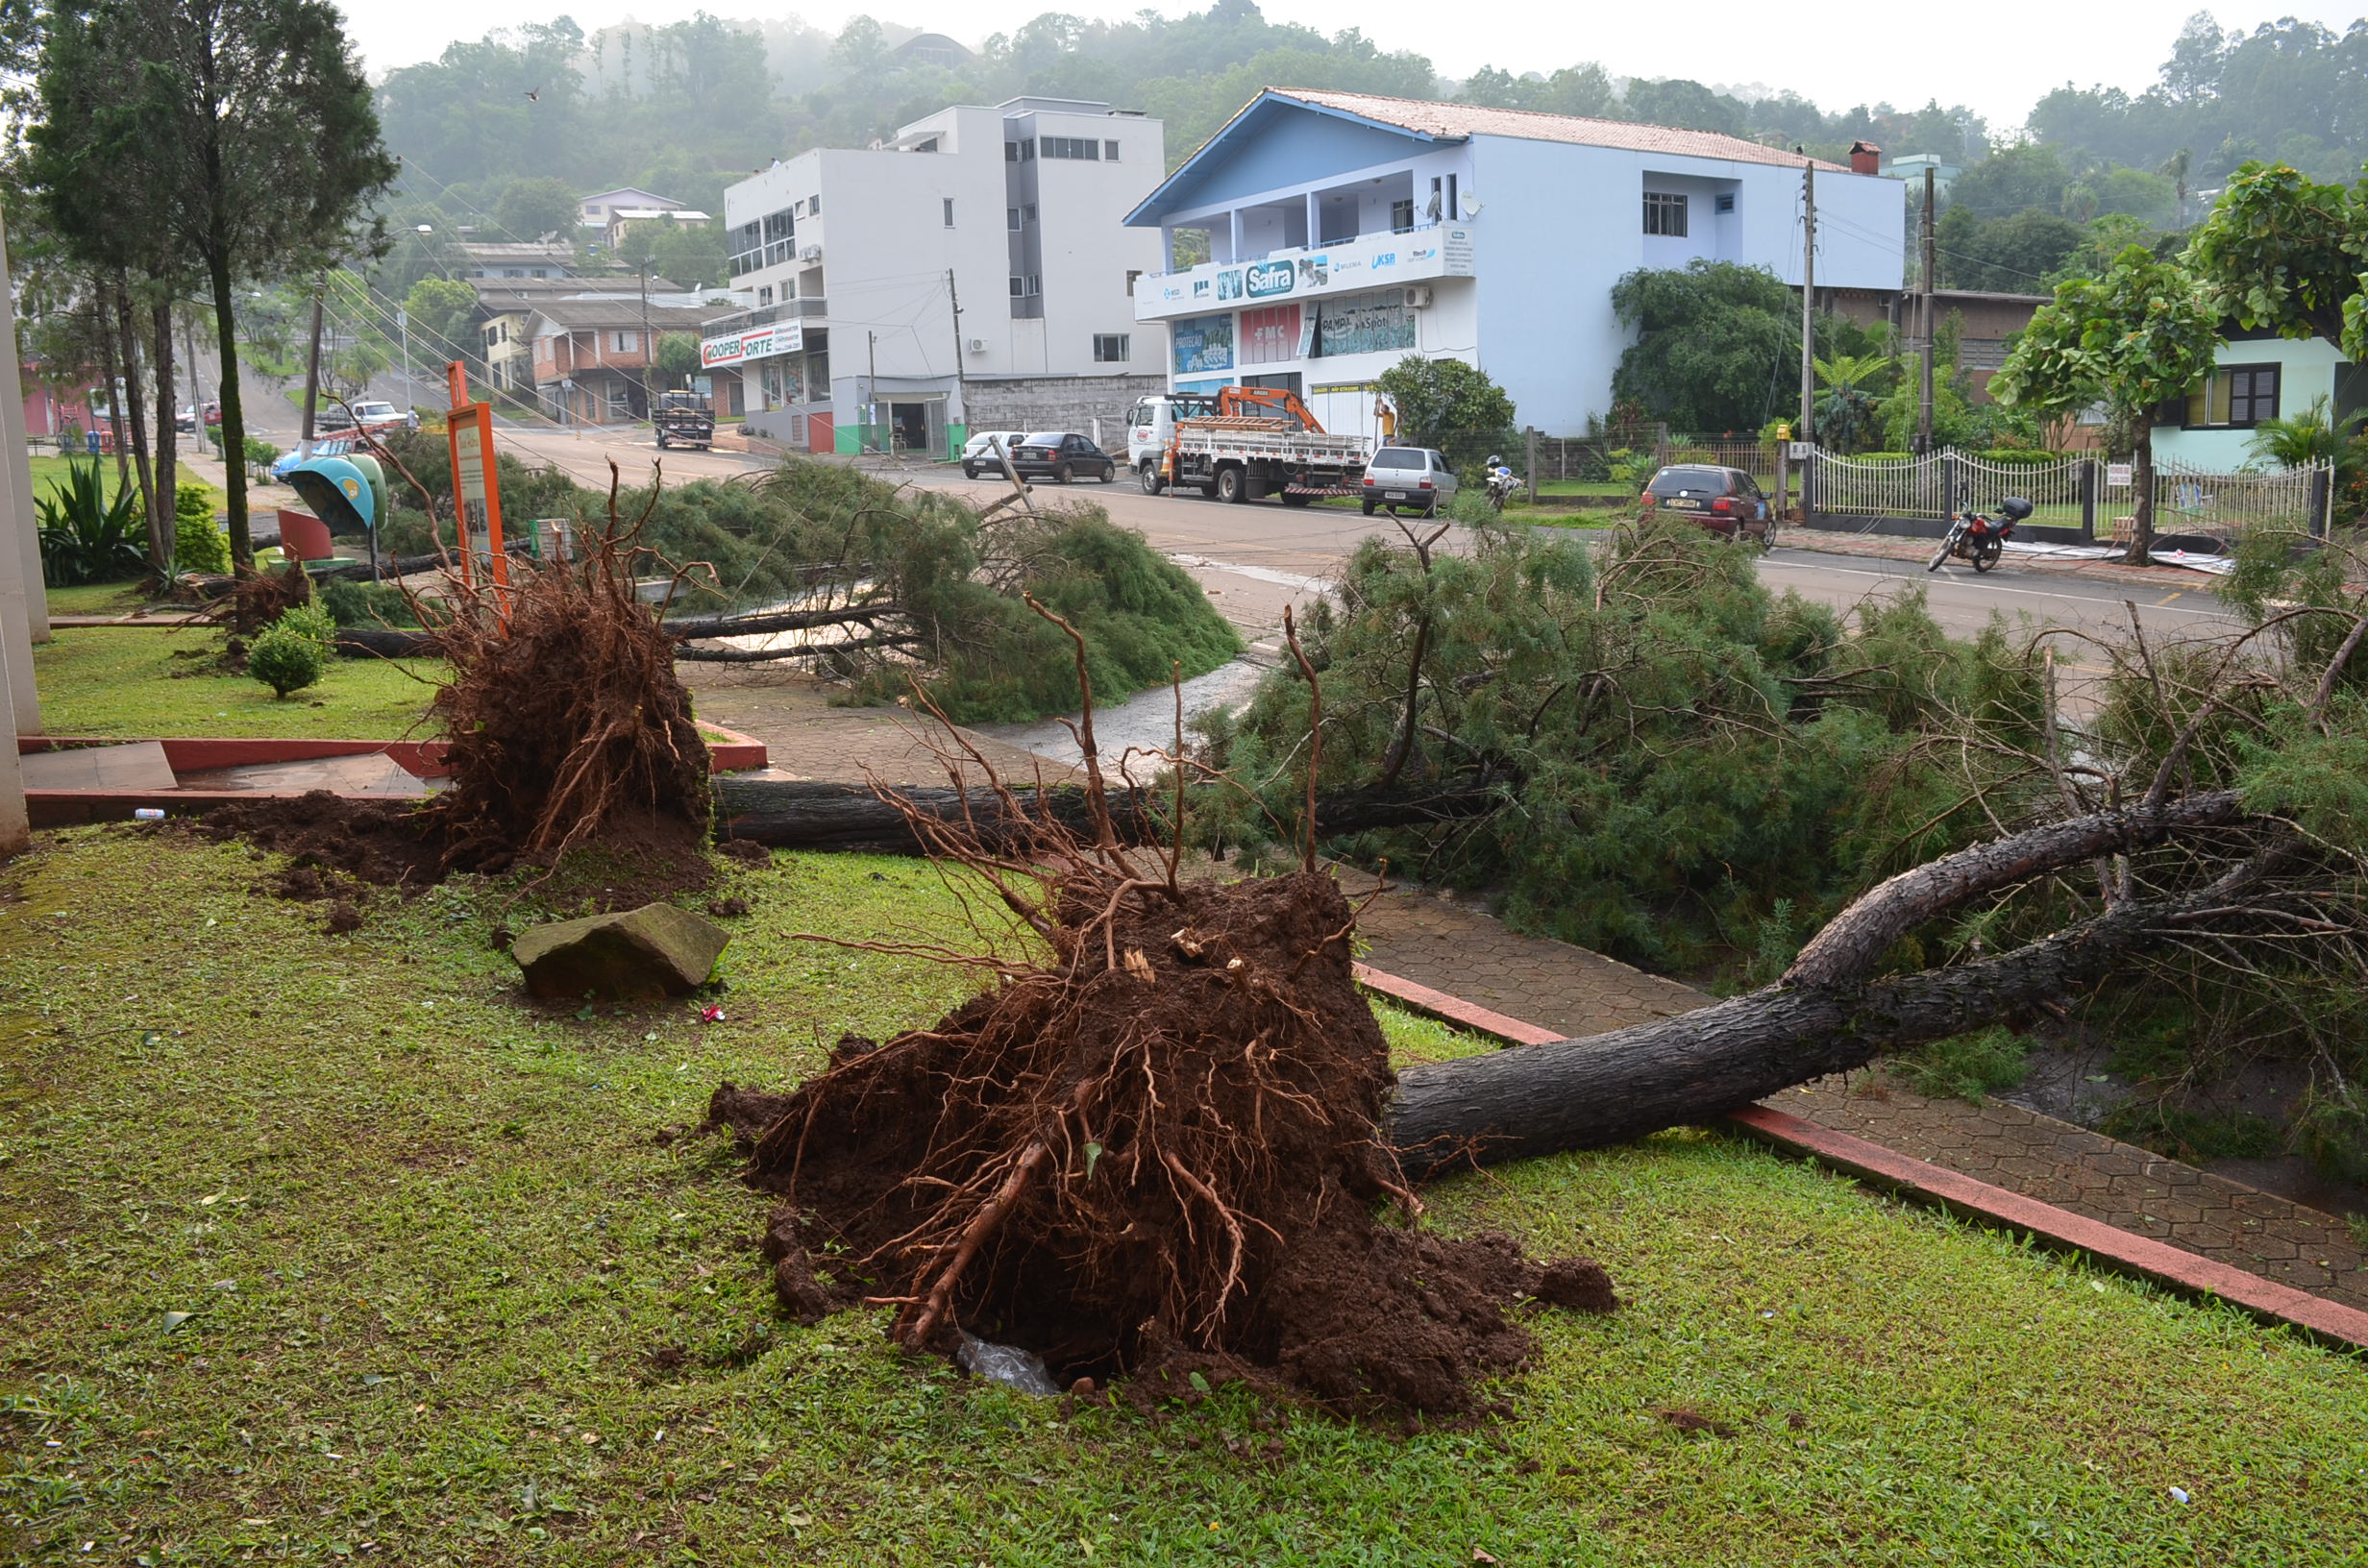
[963,374,1166,442]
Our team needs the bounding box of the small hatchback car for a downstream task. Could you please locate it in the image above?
[1639,464,1777,547]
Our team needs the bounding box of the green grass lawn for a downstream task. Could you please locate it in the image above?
[32,455,225,512]
[2,834,2362,1565]
[39,583,168,617]
[32,627,439,739]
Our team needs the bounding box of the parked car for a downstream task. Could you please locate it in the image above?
[1360,446,1459,517]
[1638,464,1776,547]
[1006,432,1117,483]
[176,404,198,434]
[960,430,1031,478]
[316,400,414,436]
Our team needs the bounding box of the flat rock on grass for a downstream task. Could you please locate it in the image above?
[512,903,729,1000]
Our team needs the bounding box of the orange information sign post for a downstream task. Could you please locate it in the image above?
[443,362,508,590]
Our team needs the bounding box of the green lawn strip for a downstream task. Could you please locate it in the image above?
[1,836,2362,1566]
[40,583,164,617]
[32,627,438,738]
[31,454,226,514]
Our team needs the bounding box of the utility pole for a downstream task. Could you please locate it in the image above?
[1918,166,1936,453]
[946,267,965,460]
[398,307,414,420]
[637,260,654,414]
[866,330,878,454]
[1797,161,1816,444]
[298,280,325,462]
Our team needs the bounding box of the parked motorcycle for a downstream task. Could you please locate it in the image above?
[1926,496,2034,574]
[1484,455,1518,512]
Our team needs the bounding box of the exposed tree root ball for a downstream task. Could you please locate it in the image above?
[709,870,1615,1421]
[424,530,711,872]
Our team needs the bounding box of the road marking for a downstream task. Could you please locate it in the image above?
[1760,558,2232,617]
[1167,554,1335,595]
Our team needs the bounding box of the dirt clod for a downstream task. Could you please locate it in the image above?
[324,902,364,935]
[719,839,770,864]
[1657,1408,1737,1438]
[705,896,751,919]
[1532,1258,1617,1313]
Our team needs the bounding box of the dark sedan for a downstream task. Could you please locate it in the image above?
[1007,431,1117,483]
[1638,464,1776,547]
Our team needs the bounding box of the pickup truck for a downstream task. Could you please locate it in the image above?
[1125,392,1369,506]
[316,400,414,437]
[654,393,715,451]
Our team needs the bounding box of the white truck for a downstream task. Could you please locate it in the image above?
[1123,391,1370,507]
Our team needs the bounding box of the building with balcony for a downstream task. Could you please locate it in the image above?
[1124,89,1906,441]
[523,294,742,425]
[714,96,1165,454]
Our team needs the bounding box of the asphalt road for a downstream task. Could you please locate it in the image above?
[482,422,2244,653]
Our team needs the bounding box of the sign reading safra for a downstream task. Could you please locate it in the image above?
[702,320,803,369]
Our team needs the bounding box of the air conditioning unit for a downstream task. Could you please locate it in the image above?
[966,338,987,354]
[1402,286,1433,309]
[798,244,823,262]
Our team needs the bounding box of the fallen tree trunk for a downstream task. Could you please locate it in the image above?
[333,601,907,659]
[712,777,1503,855]
[1384,791,2261,1175]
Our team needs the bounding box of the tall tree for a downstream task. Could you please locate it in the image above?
[1989,246,2221,567]
[1610,260,1798,436]
[29,0,396,569]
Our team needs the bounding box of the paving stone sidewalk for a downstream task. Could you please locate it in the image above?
[1345,873,2368,1314]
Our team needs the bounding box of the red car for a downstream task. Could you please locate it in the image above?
[1639,464,1776,548]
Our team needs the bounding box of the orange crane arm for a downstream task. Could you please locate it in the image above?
[1213,384,1325,433]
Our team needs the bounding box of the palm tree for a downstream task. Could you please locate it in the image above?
[2247,396,2365,502]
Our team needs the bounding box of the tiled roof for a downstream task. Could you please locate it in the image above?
[1276,88,1851,173]
[529,297,736,331]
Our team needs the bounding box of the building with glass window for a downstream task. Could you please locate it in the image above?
[2151,332,2366,470]
[1124,89,1905,441]
[712,97,1165,455]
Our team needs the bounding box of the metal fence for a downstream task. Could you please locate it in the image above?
[1525,429,1775,484]
[1804,447,2331,545]
[2141,458,2329,546]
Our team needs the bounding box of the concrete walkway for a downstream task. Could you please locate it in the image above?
[1346,874,2368,1315]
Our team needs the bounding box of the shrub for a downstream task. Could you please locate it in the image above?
[242,435,279,471]
[276,600,337,648]
[318,578,420,628]
[173,484,230,575]
[247,624,328,698]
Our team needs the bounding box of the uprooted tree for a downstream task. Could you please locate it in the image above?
[1202,516,2368,1178]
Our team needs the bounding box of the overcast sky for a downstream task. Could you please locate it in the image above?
[345,1,2365,131]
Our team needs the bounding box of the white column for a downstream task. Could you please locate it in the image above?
[1305,190,1320,250]
[1228,209,1246,265]
[0,208,48,748]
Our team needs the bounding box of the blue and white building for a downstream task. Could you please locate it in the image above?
[1124,89,1906,439]
[2151,331,2367,470]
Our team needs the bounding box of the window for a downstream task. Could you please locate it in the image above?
[1714,192,1736,214]
[1124,268,1143,295]
[943,198,955,227]
[1643,191,1689,236]
[1104,139,1120,160]
[1024,204,1037,224]
[613,331,639,353]
[1391,198,1415,232]
[1011,137,1034,161]
[1041,136,1101,159]
[1093,333,1130,363]
[1010,276,1043,299]
[2184,363,2281,429]
[1008,208,1022,231]
[757,285,774,305]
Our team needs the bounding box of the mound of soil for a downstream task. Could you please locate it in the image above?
[194,791,713,912]
[706,870,1613,1421]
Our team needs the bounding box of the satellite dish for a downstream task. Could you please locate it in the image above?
[1463,196,1484,216]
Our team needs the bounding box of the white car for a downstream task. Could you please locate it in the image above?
[960,430,1031,479]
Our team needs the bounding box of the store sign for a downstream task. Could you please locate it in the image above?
[702,320,804,369]
[1245,260,1296,299]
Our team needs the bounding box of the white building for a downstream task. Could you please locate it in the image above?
[1124,89,1906,443]
[710,96,1166,455]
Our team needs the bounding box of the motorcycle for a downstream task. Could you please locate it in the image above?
[1484,462,1518,512]
[1926,496,2033,575]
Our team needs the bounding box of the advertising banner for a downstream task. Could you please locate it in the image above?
[1172,313,1235,376]
[702,320,804,369]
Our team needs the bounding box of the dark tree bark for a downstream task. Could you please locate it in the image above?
[151,297,178,573]
[1384,791,2260,1175]
[710,778,1503,855]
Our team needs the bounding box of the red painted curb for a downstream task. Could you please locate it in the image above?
[1726,1105,2368,1352]
[1353,963,1563,1046]
[1352,962,2368,1353]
